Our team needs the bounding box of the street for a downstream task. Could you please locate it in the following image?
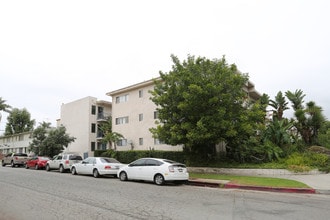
[1,167,330,220]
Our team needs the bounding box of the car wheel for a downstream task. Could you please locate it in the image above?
[2,161,6,167]
[119,171,128,181]
[154,174,165,185]
[46,164,50,172]
[93,169,100,178]
[35,164,39,170]
[71,167,77,175]
[59,165,65,173]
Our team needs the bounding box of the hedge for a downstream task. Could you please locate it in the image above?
[94,149,186,164]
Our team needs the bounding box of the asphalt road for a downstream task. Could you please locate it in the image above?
[1,166,330,220]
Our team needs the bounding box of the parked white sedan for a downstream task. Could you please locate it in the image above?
[71,157,124,178]
[117,158,189,185]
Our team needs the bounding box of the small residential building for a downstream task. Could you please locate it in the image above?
[57,96,111,158]
[0,132,32,155]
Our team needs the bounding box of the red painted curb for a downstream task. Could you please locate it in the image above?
[224,183,316,194]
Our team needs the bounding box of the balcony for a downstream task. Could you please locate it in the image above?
[97,113,110,122]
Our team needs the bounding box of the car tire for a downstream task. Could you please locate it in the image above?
[71,167,77,175]
[119,171,128,181]
[93,169,100,178]
[2,161,6,167]
[46,164,50,172]
[59,165,65,173]
[154,174,165,185]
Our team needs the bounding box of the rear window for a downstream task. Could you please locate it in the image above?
[163,159,186,168]
[69,155,82,160]
[14,153,28,157]
[101,158,120,163]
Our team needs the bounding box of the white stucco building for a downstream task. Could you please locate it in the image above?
[57,96,111,158]
[106,77,261,152]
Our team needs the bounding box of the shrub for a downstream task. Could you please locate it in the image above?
[94,150,186,164]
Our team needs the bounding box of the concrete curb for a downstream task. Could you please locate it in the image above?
[224,183,316,194]
[187,179,316,194]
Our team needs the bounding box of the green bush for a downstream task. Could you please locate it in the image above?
[94,150,186,164]
[285,152,329,172]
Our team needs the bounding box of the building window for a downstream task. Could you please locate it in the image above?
[117,139,127,146]
[139,113,143,121]
[91,142,96,151]
[115,94,129,103]
[115,116,129,125]
[91,123,96,133]
[154,138,165,145]
[91,105,96,115]
[154,111,159,119]
[139,90,143,98]
[139,138,143,145]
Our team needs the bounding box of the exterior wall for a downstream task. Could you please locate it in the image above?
[108,77,261,152]
[58,96,111,158]
[0,132,32,155]
[108,79,183,151]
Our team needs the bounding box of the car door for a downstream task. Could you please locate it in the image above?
[141,159,162,181]
[51,155,62,169]
[29,157,37,168]
[127,159,146,180]
[78,158,95,175]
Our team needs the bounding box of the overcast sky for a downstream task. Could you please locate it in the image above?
[1,0,330,133]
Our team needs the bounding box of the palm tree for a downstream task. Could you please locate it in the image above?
[269,91,289,120]
[0,97,11,122]
[99,118,124,150]
[285,89,306,111]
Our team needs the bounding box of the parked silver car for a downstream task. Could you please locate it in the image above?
[118,158,189,185]
[71,157,124,178]
[46,153,83,173]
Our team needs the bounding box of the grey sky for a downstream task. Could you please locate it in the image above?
[1,0,330,133]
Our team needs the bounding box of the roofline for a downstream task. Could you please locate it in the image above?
[106,77,161,96]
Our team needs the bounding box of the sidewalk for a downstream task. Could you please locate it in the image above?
[187,168,330,194]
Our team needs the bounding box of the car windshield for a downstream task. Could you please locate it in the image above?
[101,158,120,163]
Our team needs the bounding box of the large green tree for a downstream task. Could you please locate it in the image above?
[150,54,254,159]
[5,108,35,135]
[29,124,75,157]
[29,122,51,155]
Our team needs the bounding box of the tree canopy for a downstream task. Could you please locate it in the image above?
[29,123,76,157]
[150,54,260,159]
[5,108,35,135]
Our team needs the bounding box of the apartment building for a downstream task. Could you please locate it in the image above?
[107,78,261,152]
[57,96,111,158]
[106,78,183,151]
[0,132,32,155]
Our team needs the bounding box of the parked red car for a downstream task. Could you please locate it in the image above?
[25,156,50,170]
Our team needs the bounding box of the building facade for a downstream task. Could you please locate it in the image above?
[0,132,32,156]
[107,79,183,151]
[57,96,111,158]
[107,77,261,152]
